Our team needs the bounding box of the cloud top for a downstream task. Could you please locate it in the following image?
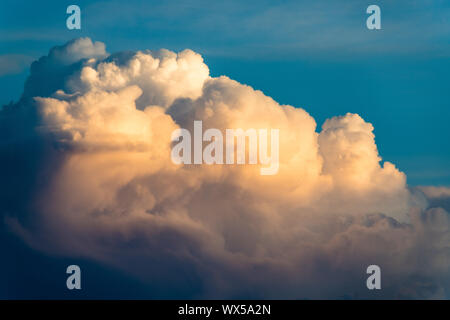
[1,38,449,299]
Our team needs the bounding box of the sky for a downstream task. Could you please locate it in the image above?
[1,0,450,299]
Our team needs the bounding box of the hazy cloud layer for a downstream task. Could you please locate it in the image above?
[0,54,34,76]
[1,38,449,299]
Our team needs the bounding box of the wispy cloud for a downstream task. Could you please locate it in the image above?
[82,0,450,58]
[2,38,450,298]
[0,54,34,76]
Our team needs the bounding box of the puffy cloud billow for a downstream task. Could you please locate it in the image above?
[1,38,449,299]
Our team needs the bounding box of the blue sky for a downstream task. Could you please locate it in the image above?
[1,0,449,186]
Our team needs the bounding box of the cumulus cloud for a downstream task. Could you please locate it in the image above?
[0,54,34,76]
[1,38,449,299]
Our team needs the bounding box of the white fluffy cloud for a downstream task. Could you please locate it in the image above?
[2,38,449,299]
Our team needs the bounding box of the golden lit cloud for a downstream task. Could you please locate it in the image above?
[2,38,449,299]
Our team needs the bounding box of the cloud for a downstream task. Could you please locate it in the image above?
[418,186,450,213]
[1,38,449,299]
